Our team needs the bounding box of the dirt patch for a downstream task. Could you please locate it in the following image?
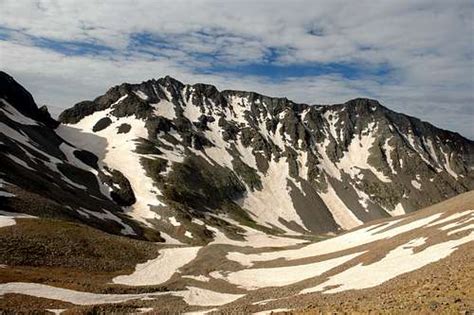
[0,218,160,272]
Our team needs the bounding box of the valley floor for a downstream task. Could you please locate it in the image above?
[0,192,473,314]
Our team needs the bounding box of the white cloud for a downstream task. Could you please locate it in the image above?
[0,0,472,138]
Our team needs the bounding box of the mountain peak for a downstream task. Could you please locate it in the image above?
[0,71,58,128]
[52,75,474,235]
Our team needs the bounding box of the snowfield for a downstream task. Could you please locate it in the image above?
[0,202,473,312]
[210,251,364,290]
[301,230,473,294]
[0,282,243,306]
[57,102,165,227]
[113,247,201,286]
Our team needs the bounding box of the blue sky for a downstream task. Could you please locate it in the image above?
[0,0,472,138]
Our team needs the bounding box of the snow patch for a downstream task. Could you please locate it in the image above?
[318,182,363,230]
[227,213,442,267]
[134,90,149,100]
[169,216,181,227]
[181,275,210,282]
[113,247,201,286]
[211,252,363,290]
[0,282,241,306]
[57,108,164,226]
[0,98,39,125]
[150,100,177,120]
[78,208,136,236]
[0,210,36,228]
[238,159,306,233]
[336,123,391,183]
[173,286,244,306]
[383,138,397,174]
[411,179,422,190]
[441,148,458,179]
[301,232,474,294]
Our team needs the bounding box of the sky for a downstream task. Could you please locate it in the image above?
[0,0,473,138]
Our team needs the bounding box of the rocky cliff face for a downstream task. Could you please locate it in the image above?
[1,72,473,244]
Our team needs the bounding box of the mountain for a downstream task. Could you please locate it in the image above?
[1,72,473,313]
[0,71,162,242]
[1,72,473,245]
[57,76,473,237]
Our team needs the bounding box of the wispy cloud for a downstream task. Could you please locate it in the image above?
[0,0,472,138]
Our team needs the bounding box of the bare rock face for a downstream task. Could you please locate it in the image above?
[1,72,473,244]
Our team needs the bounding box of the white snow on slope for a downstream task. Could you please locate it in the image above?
[134,90,149,100]
[4,153,36,171]
[315,139,344,179]
[235,139,258,171]
[113,247,201,286]
[151,99,177,120]
[0,282,242,306]
[383,138,397,175]
[227,212,442,267]
[238,159,306,233]
[390,203,406,217]
[0,98,38,126]
[424,138,441,171]
[228,95,251,125]
[58,142,117,199]
[0,179,15,198]
[323,110,341,142]
[0,282,151,305]
[336,123,391,183]
[301,230,474,294]
[169,216,181,227]
[78,208,136,236]
[202,120,234,169]
[181,275,210,282]
[0,215,16,228]
[0,210,36,228]
[426,210,474,227]
[441,147,458,179]
[207,221,307,248]
[0,123,86,187]
[173,286,244,306]
[411,179,422,190]
[159,231,185,245]
[182,99,204,123]
[318,182,363,230]
[57,102,163,226]
[447,223,474,236]
[211,252,363,290]
[0,191,14,197]
[440,219,474,232]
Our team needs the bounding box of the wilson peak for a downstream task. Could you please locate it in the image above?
[3,73,472,243]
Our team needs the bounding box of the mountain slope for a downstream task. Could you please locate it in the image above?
[56,76,473,239]
[1,191,472,313]
[0,71,162,241]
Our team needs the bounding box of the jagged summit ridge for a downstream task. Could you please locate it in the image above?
[54,75,473,239]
